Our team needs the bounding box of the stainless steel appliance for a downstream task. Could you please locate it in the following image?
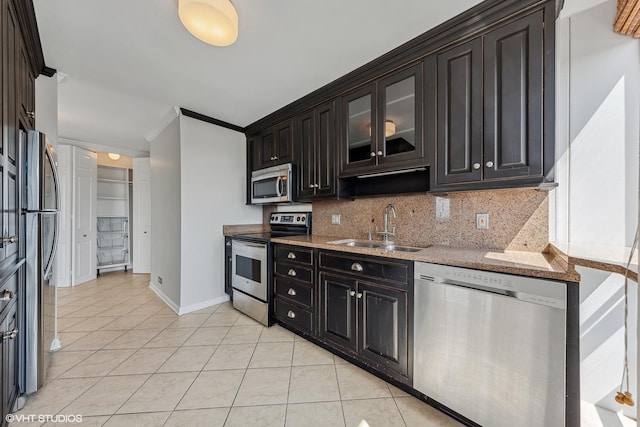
[22,130,60,394]
[250,163,295,204]
[413,262,566,427]
[232,212,310,326]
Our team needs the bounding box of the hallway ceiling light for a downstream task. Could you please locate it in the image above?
[178,0,239,46]
[108,153,120,160]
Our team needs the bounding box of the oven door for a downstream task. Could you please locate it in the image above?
[232,240,268,301]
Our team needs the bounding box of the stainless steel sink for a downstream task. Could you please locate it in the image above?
[327,239,426,252]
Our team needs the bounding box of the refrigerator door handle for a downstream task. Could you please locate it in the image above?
[43,212,59,281]
[45,143,61,212]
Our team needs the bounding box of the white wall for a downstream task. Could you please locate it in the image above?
[554,0,640,419]
[179,115,262,311]
[149,117,181,308]
[35,74,58,150]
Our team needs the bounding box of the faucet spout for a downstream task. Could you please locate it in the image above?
[378,204,397,243]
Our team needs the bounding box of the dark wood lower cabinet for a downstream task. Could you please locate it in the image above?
[318,252,412,383]
[0,298,18,423]
[319,273,357,351]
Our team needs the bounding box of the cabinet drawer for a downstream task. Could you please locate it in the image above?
[275,278,313,308]
[319,251,410,287]
[274,262,313,283]
[275,245,313,265]
[275,298,313,335]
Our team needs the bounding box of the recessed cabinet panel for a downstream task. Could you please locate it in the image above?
[315,103,336,196]
[483,11,544,180]
[346,90,374,165]
[434,38,483,186]
[297,111,315,198]
[319,273,357,351]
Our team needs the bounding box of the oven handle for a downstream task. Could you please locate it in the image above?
[234,241,266,249]
[276,177,284,197]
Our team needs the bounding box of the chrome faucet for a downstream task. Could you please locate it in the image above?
[376,204,397,242]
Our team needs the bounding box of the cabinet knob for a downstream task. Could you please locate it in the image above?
[3,328,18,341]
[351,263,363,272]
[370,152,376,157]
[356,293,363,299]
[349,290,356,297]
[27,111,35,119]
[287,252,296,259]
[473,163,481,170]
[377,151,383,156]
[287,269,297,277]
[1,290,14,301]
[270,156,275,161]
[287,288,297,296]
[485,161,494,168]
[273,156,279,161]
[287,310,296,319]
[314,184,319,188]
[83,234,87,238]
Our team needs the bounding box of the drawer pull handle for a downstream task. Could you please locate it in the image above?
[356,293,363,299]
[3,328,18,340]
[351,263,363,272]
[287,269,297,277]
[1,236,17,243]
[288,288,297,296]
[287,252,296,259]
[1,290,14,301]
[349,291,356,297]
[287,310,296,319]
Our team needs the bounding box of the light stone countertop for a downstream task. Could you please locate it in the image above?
[223,224,268,236]
[549,242,638,283]
[271,234,580,282]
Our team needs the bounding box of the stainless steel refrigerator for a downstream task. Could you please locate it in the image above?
[22,130,59,395]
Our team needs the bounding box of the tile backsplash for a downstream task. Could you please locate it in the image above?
[311,189,549,252]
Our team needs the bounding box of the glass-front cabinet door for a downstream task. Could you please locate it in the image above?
[341,63,424,176]
[378,63,423,166]
[344,85,376,170]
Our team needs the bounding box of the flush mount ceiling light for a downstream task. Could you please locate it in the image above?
[178,0,239,46]
[108,153,120,160]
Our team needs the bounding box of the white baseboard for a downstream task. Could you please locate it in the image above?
[148,282,229,315]
[177,295,230,315]
[148,281,180,314]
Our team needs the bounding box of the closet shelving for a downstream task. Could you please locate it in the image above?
[96,165,132,275]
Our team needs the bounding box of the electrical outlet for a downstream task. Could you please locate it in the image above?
[331,214,341,225]
[476,213,489,230]
[157,276,163,285]
[436,197,450,220]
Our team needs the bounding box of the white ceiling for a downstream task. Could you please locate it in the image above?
[34,0,483,155]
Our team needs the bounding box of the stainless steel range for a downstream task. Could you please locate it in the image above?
[231,212,311,326]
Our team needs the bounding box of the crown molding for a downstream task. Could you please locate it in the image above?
[145,107,180,142]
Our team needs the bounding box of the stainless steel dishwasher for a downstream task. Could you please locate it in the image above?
[414,262,566,427]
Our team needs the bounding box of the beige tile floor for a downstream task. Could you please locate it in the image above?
[14,272,463,427]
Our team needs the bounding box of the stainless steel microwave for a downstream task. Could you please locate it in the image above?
[251,163,295,204]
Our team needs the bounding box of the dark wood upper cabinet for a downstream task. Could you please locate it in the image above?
[430,37,483,186]
[297,101,336,201]
[256,120,294,170]
[245,1,554,195]
[429,9,548,191]
[340,63,425,177]
[483,10,544,181]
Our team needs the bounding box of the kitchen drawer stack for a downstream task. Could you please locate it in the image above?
[273,245,315,336]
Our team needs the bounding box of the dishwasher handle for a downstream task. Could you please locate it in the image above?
[416,275,564,309]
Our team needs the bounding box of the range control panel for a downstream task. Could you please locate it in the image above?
[269,212,311,227]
